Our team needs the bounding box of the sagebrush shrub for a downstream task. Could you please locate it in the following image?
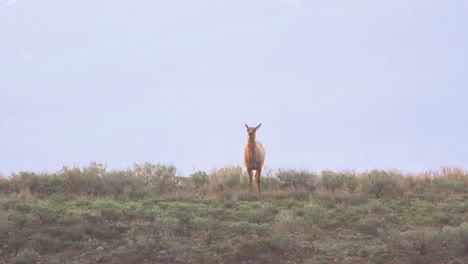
[356,216,384,236]
[209,166,243,193]
[0,177,12,194]
[361,170,403,198]
[333,192,366,206]
[274,210,304,234]
[320,170,345,193]
[34,236,56,254]
[11,249,38,264]
[190,171,210,188]
[134,163,178,196]
[260,176,281,191]
[276,169,318,192]
[344,174,360,193]
[94,199,122,222]
[304,204,324,224]
[384,223,468,259]
[101,170,134,196]
[234,235,296,263]
[60,165,103,196]
[32,205,58,224]
[228,221,270,234]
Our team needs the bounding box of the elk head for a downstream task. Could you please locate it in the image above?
[245,123,262,138]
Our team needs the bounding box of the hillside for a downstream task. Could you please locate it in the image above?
[0,163,467,263]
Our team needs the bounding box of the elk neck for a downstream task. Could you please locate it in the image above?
[247,135,257,155]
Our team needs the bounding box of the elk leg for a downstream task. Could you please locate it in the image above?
[255,168,261,194]
[248,169,254,193]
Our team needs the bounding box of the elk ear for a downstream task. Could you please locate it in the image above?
[245,123,249,129]
[255,123,262,130]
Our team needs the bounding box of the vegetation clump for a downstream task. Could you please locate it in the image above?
[0,163,467,263]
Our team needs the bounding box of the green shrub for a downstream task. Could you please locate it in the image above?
[274,197,301,209]
[190,171,210,187]
[438,167,468,193]
[112,222,131,233]
[433,176,467,194]
[344,174,360,193]
[269,191,311,201]
[113,245,154,263]
[384,213,402,225]
[193,217,219,231]
[36,174,66,196]
[369,247,391,264]
[134,163,178,196]
[0,177,13,194]
[361,170,403,198]
[228,221,270,234]
[274,210,305,234]
[8,212,31,228]
[385,223,468,259]
[9,172,35,194]
[236,192,259,201]
[320,170,345,193]
[101,170,134,196]
[165,240,190,262]
[403,176,428,195]
[34,236,57,253]
[266,234,296,251]
[304,204,324,225]
[328,204,360,226]
[45,227,66,238]
[356,217,385,236]
[363,198,386,213]
[32,204,58,224]
[0,215,15,239]
[209,166,243,193]
[441,223,468,255]
[94,199,122,222]
[245,206,279,224]
[139,207,162,221]
[9,237,27,255]
[234,234,296,263]
[276,169,318,192]
[9,172,64,196]
[260,176,281,191]
[60,164,103,196]
[334,192,366,206]
[15,202,31,213]
[11,249,38,264]
[135,235,158,249]
[84,224,120,240]
[313,193,336,209]
[155,216,180,238]
[49,193,75,204]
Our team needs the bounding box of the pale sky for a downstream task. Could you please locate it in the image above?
[1,0,467,175]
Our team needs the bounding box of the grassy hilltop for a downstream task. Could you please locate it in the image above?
[0,163,467,263]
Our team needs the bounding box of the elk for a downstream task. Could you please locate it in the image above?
[243,123,266,194]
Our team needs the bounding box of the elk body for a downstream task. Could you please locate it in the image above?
[243,123,265,194]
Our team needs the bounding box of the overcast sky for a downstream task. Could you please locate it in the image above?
[1,0,467,175]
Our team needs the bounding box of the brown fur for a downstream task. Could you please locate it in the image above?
[243,123,265,194]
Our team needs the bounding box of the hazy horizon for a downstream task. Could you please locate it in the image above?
[2,0,467,176]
